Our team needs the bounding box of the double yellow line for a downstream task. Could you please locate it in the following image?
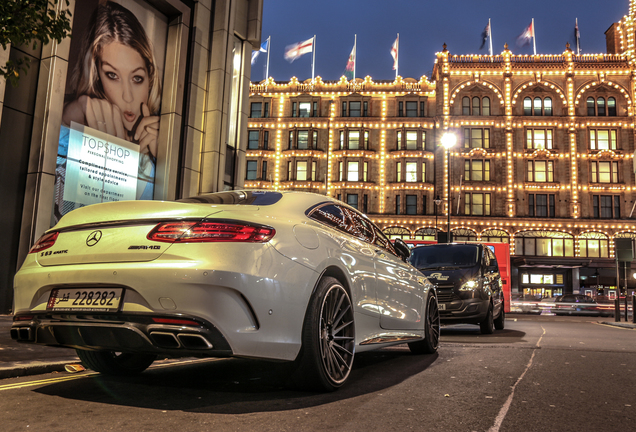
[0,372,97,391]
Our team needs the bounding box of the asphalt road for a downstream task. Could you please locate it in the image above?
[1,314,635,432]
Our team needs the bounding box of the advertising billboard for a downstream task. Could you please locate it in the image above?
[53,0,167,223]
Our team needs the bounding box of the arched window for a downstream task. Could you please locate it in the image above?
[524,97,532,116]
[579,232,609,258]
[452,228,477,242]
[544,98,552,116]
[597,97,606,116]
[533,97,542,116]
[414,227,438,241]
[525,96,552,116]
[481,229,510,244]
[514,231,574,257]
[587,96,618,116]
[462,97,470,115]
[482,97,491,116]
[472,97,481,115]
[383,226,411,240]
[587,97,595,116]
[608,97,617,116]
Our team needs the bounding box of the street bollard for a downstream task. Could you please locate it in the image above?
[615,298,621,322]
[625,296,629,322]
[632,295,636,324]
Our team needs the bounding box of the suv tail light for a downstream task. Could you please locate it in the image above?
[29,232,59,253]
[147,221,275,243]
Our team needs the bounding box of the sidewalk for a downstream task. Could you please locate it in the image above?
[0,314,79,379]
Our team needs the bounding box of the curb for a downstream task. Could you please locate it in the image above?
[599,321,636,330]
[0,360,79,380]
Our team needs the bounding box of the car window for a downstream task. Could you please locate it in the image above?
[409,244,479,269]
[308,204,398,256]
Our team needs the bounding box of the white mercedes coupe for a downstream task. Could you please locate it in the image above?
[11,191,439,391]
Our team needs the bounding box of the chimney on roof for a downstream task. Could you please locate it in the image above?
[605,23,621,54]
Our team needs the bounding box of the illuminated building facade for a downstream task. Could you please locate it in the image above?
[247,1,636,299]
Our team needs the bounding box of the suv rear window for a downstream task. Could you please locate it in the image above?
[178,191,282,205]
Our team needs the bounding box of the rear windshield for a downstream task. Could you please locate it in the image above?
[178,191,282,205]
[409,245,480,270]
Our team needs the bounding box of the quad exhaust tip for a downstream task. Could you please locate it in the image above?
[149,331,213,349]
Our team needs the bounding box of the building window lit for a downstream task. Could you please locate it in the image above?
[591,161,618,183]
[463,128,490,148]
[405,162,417,182]
[526,129,553,149]
[464,193,490,215]
[527,160,554,182]
[406,131,418,149]
[579,232,609,258]
[515,231,574,257]
[347,161,359,181]
[589,129,618,150]
[296,161,308,181]
[464,159,490,181]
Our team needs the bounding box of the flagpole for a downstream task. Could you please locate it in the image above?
[265,36,271,81]
[353,34,357,80]
[312,35,316,82]
[488,18,493,56]
[532,18,536,55]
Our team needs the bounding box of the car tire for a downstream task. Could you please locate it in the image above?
[291,276,355,392]
[408,293,440,354]
[76,350,156,376]
[480,304,495,334]
[494,307,505,330]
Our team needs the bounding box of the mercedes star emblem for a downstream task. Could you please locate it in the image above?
[86,230,103,247]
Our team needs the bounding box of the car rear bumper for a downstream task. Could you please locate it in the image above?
[10,312,233,357]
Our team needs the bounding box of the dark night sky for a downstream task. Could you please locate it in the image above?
[251,0,628,82]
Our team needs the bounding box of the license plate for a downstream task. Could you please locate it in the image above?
[439,303,446,310]
[47,288,123,311]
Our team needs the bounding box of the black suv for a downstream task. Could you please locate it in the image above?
[409,243,505,334]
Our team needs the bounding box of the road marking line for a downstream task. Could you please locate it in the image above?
[0,373,97,391]
[0,357,226,392]
[488,326,546,432]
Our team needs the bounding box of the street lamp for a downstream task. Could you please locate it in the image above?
[434,195,442,241]
[441,132,457,243]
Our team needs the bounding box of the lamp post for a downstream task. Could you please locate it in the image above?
[441,132,457,243]
[434,195,442,241]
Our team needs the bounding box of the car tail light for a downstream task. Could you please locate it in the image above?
[29,232,59,253]
[147,221,275,243]
[152,317,201,326]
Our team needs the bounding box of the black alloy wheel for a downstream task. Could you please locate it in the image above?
[292,277,356,392]
[408,293,440,354]
[494,306,505,330]
[480,303,495,334]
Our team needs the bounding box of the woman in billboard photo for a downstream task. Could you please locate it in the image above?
[63,0,161,162]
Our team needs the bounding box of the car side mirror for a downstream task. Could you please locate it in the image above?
[393,238,411,262]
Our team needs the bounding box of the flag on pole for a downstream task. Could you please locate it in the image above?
[575,18,581,54]
[391,35,399,71]
[251,39,269,65]
[345,38,356,80]
[284,37,314,62]
[516,21,534,48]
[480,22,490,50]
